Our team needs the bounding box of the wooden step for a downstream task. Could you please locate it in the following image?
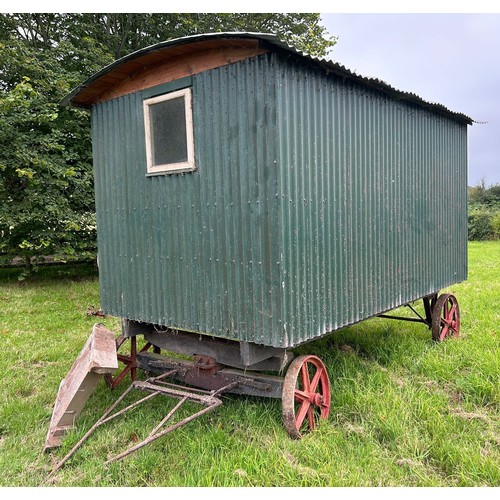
[44,324,118,451]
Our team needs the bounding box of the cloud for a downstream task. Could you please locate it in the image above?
[322,13,500,185]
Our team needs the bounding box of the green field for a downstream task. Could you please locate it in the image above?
[0,242,498,487]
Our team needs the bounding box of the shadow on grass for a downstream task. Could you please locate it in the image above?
[0,261,98,283]
[292,308,433,372]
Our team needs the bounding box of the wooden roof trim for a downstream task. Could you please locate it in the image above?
[71,39,267,108]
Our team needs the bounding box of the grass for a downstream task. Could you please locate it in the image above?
[0,242,498,487]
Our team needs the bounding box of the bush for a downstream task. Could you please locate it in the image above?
[468,208,494,241]
[492,212,500,240]
[468,181,500,241]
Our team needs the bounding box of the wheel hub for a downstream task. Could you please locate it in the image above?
[311,393,323,406]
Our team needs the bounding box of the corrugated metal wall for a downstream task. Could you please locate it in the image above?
[92,54,283,345]
[92,52,468,349]
[275,54,468,347]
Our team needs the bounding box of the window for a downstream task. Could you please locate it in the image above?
[143,88,195,174]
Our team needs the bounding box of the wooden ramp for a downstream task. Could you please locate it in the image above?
[44,324,118,451]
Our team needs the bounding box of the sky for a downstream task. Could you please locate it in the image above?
[320,12,500,186]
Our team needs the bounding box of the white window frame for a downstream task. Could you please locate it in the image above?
[143,88,195,174]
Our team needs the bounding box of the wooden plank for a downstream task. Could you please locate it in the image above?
[74,41,267,107]
[239,341,285,367]
[44,324,118,451]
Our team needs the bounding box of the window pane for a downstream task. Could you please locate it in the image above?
[150,96,188,166]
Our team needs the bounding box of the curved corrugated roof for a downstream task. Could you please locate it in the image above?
[61,32,473,125]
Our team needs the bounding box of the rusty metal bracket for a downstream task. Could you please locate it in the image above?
[193,354,222,374]
[44,370,239,483]
[377,294,438,328]
[104,334,161,389]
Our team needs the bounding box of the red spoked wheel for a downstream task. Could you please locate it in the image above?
[282,355,331,439]
[431,293,460,342]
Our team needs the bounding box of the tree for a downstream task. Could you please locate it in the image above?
[0,18,113,273]
[64,13,336,60]
[468,178,500,207]
[0,14,336,273]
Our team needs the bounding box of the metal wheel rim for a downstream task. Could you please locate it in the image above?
[432,293,460,341]
[282,355,331,439]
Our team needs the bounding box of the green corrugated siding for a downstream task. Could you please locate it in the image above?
[92,52,468,349]
[275,54,468,346]
[92,54,283,346]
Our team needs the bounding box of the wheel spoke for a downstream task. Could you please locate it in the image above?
[440,324,450,341]
[443,300,450,320]
[300,363,311,393]
[448,302,458,321]
[309,367,323,395]
[307,405,316,430]
[295,400,311,430]
[294,389,309,403]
